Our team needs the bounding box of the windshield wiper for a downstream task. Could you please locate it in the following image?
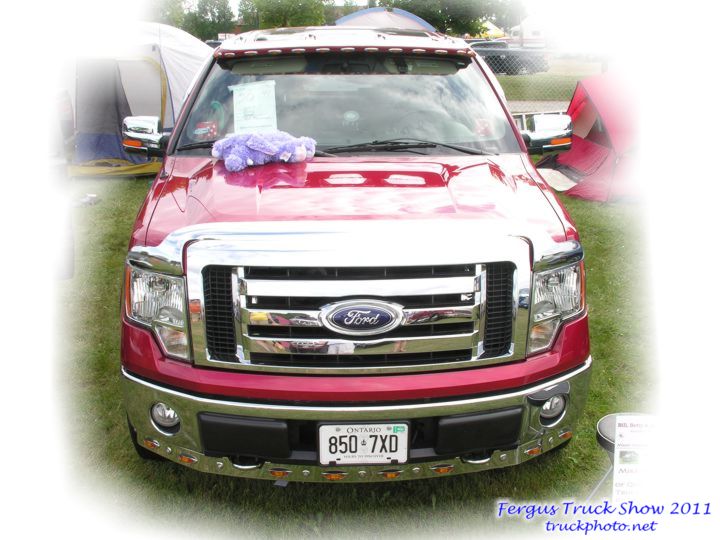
[176,140,336,157]
[324,138,496,156]
[175,140,218,152]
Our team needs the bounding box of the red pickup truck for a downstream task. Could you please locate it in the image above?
[120,26,590,483]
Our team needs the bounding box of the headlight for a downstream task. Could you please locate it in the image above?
[528,262,584,354]
[125,265,190,360]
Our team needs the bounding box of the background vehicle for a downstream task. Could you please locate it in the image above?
[471,41,550,75]
[120,26,589,483]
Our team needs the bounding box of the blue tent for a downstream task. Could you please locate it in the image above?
[335,7,436,31]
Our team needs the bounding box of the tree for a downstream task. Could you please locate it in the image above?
[238,0,261,30]
[485,0,526,31]
[147,0,187,28]
[183,0,236,40]
[324,0,359,24]
[243,0,328,29]
[378,0,489,35]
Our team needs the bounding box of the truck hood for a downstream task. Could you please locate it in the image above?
[142,154,568,247]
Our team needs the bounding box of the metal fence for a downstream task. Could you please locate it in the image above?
[471,44,605,118]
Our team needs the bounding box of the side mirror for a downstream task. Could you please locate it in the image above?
[122,116,167,157]
[521,113,573,155]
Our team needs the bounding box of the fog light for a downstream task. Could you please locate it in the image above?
[540,395,566,421]
[151,402,180,430]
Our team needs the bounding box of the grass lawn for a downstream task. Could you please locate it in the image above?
[497,56,602,102]
[60,177,651,538]
[497,73,581,102]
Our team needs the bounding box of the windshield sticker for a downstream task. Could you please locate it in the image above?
[228,80,277,134]
[194,121,218,140]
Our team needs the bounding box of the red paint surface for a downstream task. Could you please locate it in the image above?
[121,314,589,403]
[132,154,570,248]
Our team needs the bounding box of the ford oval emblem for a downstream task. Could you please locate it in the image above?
[319,300,405,336]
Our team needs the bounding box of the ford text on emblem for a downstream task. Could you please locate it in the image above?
[319,300,405,336]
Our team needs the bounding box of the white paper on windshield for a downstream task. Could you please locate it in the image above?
[228,80,277,134]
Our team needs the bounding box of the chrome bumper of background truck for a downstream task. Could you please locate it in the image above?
[122,357,591,483]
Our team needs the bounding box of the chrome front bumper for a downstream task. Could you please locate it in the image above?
[122,357,591,482]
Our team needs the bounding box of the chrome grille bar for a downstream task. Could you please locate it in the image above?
[244,276,476,298]
[246,333,476,355]
[242,305,476,327]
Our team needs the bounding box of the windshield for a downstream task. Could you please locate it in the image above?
[176,53,520,154]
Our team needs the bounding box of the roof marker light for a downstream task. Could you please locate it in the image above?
[525,446,543,456]
[244,51,258,56]
[412,49,427,53]
[435,50,448,55]
[268,49,282,55]
[364,47,379,52]
[388,48,403,53]
[291,48,306,53]
[316,48,330,53]
[178,453,198,464]
[340,47,355,52]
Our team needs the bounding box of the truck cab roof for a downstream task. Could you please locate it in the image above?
[215,26,476,59]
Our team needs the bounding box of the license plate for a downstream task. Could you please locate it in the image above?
[318,423,409,465]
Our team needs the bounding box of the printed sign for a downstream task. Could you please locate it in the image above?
[613,414,656,501]
[228,80,277,134]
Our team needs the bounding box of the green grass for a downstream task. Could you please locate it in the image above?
[497,73,580,102]
[496,57,602,102]
[60,178,651,538]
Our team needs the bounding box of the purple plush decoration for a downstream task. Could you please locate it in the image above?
[211,130,317,172]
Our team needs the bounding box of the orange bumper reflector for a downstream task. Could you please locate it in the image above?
[559,431,573,440]
[143,438,160,450]
[379,469,403,479]
[189,299,202,314]
[550,137,571,145]
[178,453,198,464]
[430,464,454,474]
[525,446,543,456]
[269,468,291,478]
[123,139,142,148]
[321,471,348,481]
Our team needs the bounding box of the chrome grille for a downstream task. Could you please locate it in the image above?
[201,263,518,373]
[202,266,237,362]
[482,262,516,358]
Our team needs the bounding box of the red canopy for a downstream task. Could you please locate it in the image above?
[567,74,634,156]
[545,73,637,202]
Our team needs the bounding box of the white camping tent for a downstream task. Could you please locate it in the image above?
[68,22,212,176]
